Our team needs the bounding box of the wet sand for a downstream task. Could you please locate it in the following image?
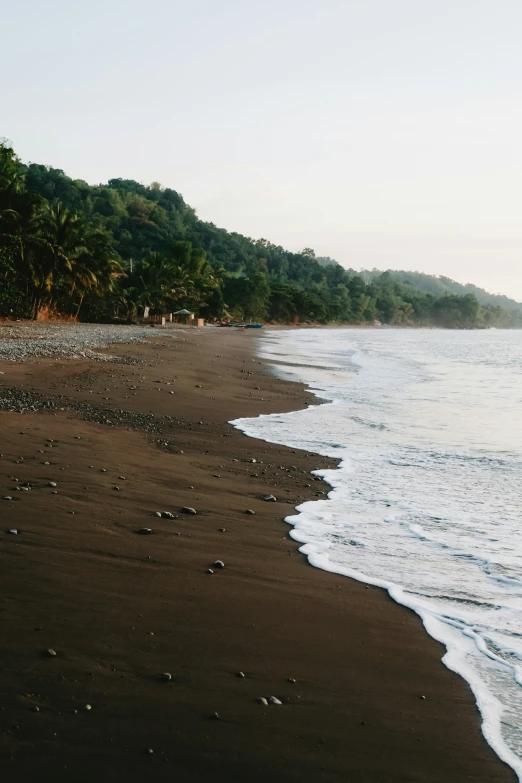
[0,326,515,782]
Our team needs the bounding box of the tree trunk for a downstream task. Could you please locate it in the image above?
[75,293,85,320]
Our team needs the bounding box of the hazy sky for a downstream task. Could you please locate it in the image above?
[2,0,521,297]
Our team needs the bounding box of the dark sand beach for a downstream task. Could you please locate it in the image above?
[0,325,515,782]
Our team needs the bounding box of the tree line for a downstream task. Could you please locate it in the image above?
[1,141,520,328]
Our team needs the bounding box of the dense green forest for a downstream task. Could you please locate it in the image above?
[364,269,522,312]
[1,141,520,328]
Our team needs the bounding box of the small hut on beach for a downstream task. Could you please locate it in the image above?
[173,308,194,324]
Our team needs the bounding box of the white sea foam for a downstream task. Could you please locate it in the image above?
[231,327,522,780]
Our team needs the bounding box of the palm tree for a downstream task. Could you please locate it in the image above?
[126,253,193,315]
[24,203,84,316]
[0,190,50,315]
[67,229,123,318]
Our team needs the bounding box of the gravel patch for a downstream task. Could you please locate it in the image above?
[0,386,173,436]
[0,323,170,362]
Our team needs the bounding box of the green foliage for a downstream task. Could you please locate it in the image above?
[0,140,520,328]
[364,268,522,312]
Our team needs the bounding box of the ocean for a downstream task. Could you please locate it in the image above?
[232,327,522,779]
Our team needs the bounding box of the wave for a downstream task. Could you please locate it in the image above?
[231,327,522,780]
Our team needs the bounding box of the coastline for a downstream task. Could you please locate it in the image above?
[0,325,515,782]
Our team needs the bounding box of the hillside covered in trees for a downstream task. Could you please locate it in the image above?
[364,269,522,311]
[1,141,520,328]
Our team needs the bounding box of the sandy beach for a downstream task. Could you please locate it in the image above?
[0,324,515,783]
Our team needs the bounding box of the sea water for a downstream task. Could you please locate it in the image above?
[231,328,522,778]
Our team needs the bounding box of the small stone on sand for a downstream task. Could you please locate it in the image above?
[45,649,57,657]
[269,696,282,705]
[161,512,174,519]
[207,568,214,574]
[262,494,277,502]
[181,507,197,515]
[48,482,57,487]
[213,560,225,569]
[137,528,153,535]
[258,697,268,706]
[246,509,255,515]
[161,672,172,682]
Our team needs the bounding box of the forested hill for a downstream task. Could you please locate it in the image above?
[1,140,520,328]
[364,269,522,311]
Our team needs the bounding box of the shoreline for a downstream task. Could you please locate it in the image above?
[239,329,521,779]
[0,325,515,782]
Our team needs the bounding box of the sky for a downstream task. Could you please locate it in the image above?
[2,0,522,298]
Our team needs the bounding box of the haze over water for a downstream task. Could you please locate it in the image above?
[233,328,522,779]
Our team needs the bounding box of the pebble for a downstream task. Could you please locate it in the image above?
[237,671,245,678]
[258,697,268,706]
[207,569,214,574]
[211,712,219,720]
[262,494,277,502]
[137,528,153,535]
[161,672,172,682]
[45,649,57,657]
[161,512,174,519]
[268,696,282,705]
[84,704,92,711]
[248,458,257,463]
[245,509,255,515]
[287,678,296,683]
[213,560,225,569]
[181,507,197,515]
[3,496,13,501]
[154,512,162,518]
[48,482,57,488]
[7,529,18,535]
